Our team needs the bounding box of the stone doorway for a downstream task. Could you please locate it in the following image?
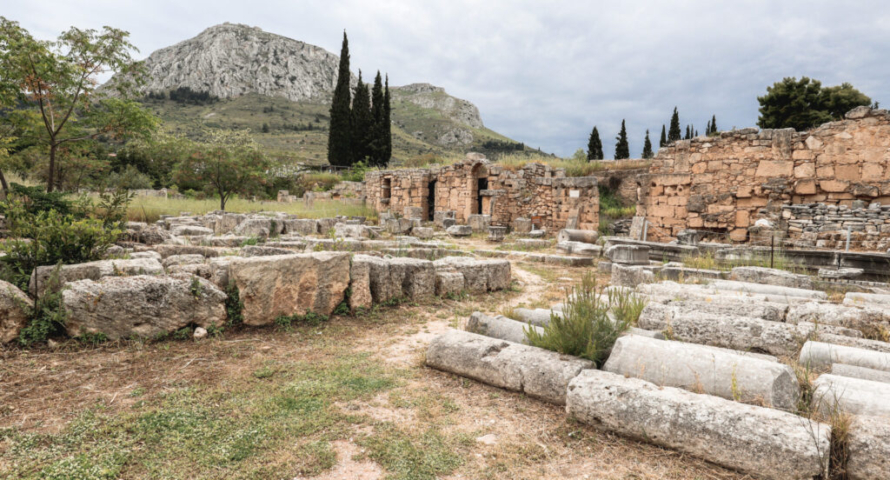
[427,180,436,221]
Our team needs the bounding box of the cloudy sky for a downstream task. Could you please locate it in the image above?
[7,1,890,157]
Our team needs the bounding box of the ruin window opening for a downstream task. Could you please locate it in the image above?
[477,178,488,214]
[427,180,437,220]
[382,178,391,200]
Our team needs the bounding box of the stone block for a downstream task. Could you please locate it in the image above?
[0,280,32,344]
[466,312,542,345]
[467,214,491,233]
[604,244,649,265]
[446,225,472,237]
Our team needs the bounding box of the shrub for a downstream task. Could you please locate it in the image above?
[18,265,67,346]
[525,272,629,366]
[608,288,646,325]
[225,282,244,326]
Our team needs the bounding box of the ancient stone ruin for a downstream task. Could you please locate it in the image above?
[364,154,600,231]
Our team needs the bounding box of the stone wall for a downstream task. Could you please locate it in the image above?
[365,154,600,231]
[639,107,890,244]
[593,167,647,205]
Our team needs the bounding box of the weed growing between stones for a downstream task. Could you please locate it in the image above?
[525,272,630,366]
[608,288,647,325]
[18,265,67,346]
[225,282,244,326]
[240,237,259,247]
[274,311,328,331]
[189,276,203,298]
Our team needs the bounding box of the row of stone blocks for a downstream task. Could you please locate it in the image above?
[427,327,890,479]
[0,252,511,344]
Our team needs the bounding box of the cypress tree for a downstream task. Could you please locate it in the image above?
[368,71,387,166]
[694,129,699,137]
[383,75,392,166]
[614,120,629,159]
[660,125,667,147]
[351,71,372,163]
[328,31,353,166]
[668,107,681,142]
[587,126,603,161]
[642,130,653,159]
[706,119,711,135]
[710,114,717,134]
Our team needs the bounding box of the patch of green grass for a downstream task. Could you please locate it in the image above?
[128,197,379,224]
[358,423,471,480]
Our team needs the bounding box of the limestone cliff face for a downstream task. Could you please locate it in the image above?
[119,23,343,102]
[392,83,484,129]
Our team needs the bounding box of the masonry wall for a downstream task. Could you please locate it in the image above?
[365,157,600,231]
[639,106,890,244]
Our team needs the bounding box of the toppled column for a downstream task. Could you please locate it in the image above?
[811,374,890,417]
[426,330,594,405]
[831,364,890,384]
[603,335,799,409]
[730,266,815,290]
[799,341,890,372]
[604,245,649,265]
[466,312,542,344]
[846,416,890,480]
[566,370,830,480]
[556,229,599,244]
[709,280,828,301]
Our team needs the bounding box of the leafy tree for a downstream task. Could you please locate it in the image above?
[0,17,156,192]
[115,133,193,188]
[350,71,372,163]
[821,82,872,120]
[587,126,603,161]
[383,75,392,165]
[668,107,681,142]
[757,77,871,130]
[641,130,653,159]
[173,130,270,211]
[614,120,629,160]
[327,31,352,166]
[659,125,666,147]
[367,71,388,167]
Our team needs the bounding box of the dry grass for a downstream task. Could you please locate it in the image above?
[127,197,378,223]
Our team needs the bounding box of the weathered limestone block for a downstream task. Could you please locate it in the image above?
[831,364,890,384]
[404,206,423,219]
[153,245,226,259]
[228,253,350,325]
[467,214,491,233]
[487,226,507,242]
[556,229,599,244]
[603,335,799,409]
[234,218,272,238]
[435,271,465,296]
[637,281,814,306]
[799,341,890,372]
[604,245,649,265]
[385,218,414,234]
[846,416,890,480]
[730,266,815,290]
[566,370,830,480]
[426,329,594,405]
[610,264,655,288]
[334,223,374,239]
[786,302,890,331]
[433,257,511,292]
[650,299,788,323]
[0,280,32,344]
[30,258,165,298]
[282,218,318,235]
[512,217,532,233]
[433,211,456,228]
[241,245,296,257]
[811,374,890,417]
[137,225,171,245]
[556,241,602,256]
[162,254,206,268]
[171,225,214,236]
[466,312,543,344]
[62,274,226,340]
[316,218,339,234]
[413,227,434,240]
[355,255,436,303]
[845,292,890,308]
[348,256,372,310]
[198,235,251,247]
[710,280,827,301]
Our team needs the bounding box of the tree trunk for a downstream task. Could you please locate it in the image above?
[0,169,8,201]
[47,142,57,192]
[220,194,226,211]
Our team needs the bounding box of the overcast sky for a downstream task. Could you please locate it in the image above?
[7,1,890,157]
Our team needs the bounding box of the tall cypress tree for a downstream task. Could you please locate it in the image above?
[668,107,681,142]
[660,125,667,147]
[350,70,372,163]
[684,125,690,140]
[642,130,653,159]
[328,31,353,166]
[587,126,603,161]
[710,114,717,134]
[614,120,629,159]
[383,75,392,166]
[367,71,387,166]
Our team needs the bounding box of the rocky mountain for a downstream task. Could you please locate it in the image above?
[107,23,525,161]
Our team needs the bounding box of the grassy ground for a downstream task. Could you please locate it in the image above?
[0,253,745,480]
[127,197,378,224]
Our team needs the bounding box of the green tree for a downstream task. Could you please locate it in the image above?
[0,17,156,192]
[668,107,681,142]
[659,125,667,147]
[383,75,392,165]
[757,77,870,130]
[350,71,372,163]
[614,120,629,160]
[641,130,653,159]
[710,114,717,134]
[327,31,353,166]
[367,71,388,167]
[173,130,270,211]
[261,123,270,133]
[587,126,603,161]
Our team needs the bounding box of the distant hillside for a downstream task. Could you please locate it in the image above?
[107,23,532,163]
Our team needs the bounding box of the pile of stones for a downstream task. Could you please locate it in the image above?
[426,260,890,479]
[783,202,890,250]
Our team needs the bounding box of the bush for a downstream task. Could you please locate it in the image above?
[18,265,67,346]
[525,272,630,366]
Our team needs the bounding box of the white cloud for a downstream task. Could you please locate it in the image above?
[7,0,890,156]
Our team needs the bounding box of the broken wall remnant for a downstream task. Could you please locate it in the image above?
[638,107,890,244]
[364,154,600,231]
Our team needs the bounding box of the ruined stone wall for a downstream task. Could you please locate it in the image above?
[365,156,599,231]
[639,107,890,243]
[593,168,647,205]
